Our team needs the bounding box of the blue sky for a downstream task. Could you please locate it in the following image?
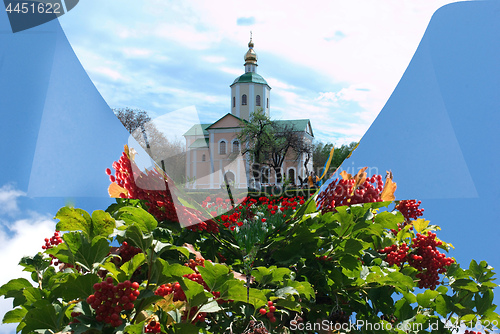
[55,0,458,145]
[4,1,500,333]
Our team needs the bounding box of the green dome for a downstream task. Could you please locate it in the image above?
[231,72,268,86]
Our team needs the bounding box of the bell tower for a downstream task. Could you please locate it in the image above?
[230,33,271,120]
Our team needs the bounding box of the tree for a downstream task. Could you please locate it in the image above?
[113,108,187,184]
[237,110,313,184]
[313,141,358,178]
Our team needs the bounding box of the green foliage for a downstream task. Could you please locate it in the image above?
[1,196,498,334]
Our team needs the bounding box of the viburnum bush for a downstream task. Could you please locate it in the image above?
[1,146,499,334]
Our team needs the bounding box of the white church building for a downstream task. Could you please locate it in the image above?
[183,38,314,189]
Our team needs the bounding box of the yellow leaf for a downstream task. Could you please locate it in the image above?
[380,171,397,201]
[155,293,186,314]
[108,182,127,198]
[340,170,352,180]
[353,167,368,190]
[413,218,430,233]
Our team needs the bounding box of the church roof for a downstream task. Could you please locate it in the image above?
[183,123,211,136]
[206,113,247,130]
[274,119,314,136]
[231,72,269,86]
[189,138,209,149]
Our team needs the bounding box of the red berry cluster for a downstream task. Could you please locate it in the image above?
[464,330,482,334]
[107,149,219,233]
[154,258,226,324]
[42,231,63,265]
[107,150,178,222]
[145,320,162,333]
[317,175,384,212]
[86,277,140,327]
[112,241,142,266]
[396,200,424,221]
[409,232,454,289]
[259,301,277,323]
[379,232,454,289]
[69,311,81,325]
[379,243,410,267]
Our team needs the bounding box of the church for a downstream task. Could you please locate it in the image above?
[183,38,314,190]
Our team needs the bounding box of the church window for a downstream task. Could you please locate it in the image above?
[261,167,270,183]
[219,141,227,155]
[202,154,206,161]
[267,98,269,108]
[233,97,235,107]
[232,140,240,152]
[256,95,261,106]
[242,94,247,105]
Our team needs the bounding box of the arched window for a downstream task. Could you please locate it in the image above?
[232,140,240,152]
[202,154,206,161]
[219,141,227,155]
[242,94,247,105]
[233,97,235,107]
[256,95,261,106]
[261,167,270,184]
[267,98,269,108]
[288,168,295,184]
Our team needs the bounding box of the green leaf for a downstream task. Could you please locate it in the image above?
[275,286,299,298]
[171,323,200,333]
[156,259,194,285]
[417,290,439,308]
[2,307,27,324]
[333,208,354,237]
[121,253,146,279]
[51,273,100,301]
[118,206,158,233]
[374,211,402,230]
[394,298,413,321]
[0,278,32,296]
[198,300,222,313]
[475,290,494,314]
[55,207,92,238]
[276,299,302,312]
[178,277,210,308]
[343,238,364,255]
[19,253,50,273]
[283,280,315,300]
[91,210,115,239]
[452,279,479,293]
[61,233,111,272]
[124,321,146,334]
[125,224,153,253]
[197,261,232,294]
[435,294,452,317]
[225,280,267,309]
[21,300,59,334]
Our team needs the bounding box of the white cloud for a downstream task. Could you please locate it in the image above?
[122,47,154,58]
[0,214,56,334]
[202,56,226,63]
[59,0,461,144]
[219,66,242,76]
[0,184,24,216]
[266,77,297,90]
